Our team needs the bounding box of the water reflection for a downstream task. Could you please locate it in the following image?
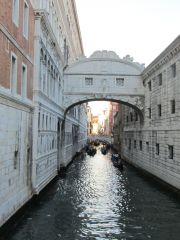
[1,147,180,240]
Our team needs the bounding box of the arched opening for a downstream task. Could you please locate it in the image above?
[61,98,144,166]
[64,98,144,123]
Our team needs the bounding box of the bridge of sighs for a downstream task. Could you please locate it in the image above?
[63,51,145,118]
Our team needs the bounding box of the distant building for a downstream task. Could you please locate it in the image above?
[87,105,92,135]
[91,116,99,135]
[109,102,119,134]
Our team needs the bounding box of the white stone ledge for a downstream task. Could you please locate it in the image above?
[0,89,33,111]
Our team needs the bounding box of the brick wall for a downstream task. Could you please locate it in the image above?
[0,0,34,100]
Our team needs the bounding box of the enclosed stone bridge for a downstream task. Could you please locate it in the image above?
[63,51,145,118]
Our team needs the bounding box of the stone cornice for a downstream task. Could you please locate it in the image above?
[65,57,144,74]
[0,90,33,112]
[142,35,180,81]
[64,72,141,76]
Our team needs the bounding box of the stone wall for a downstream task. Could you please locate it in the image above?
[114,36,180,190]
[0,99,32,226]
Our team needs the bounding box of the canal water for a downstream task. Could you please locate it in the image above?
[1,147,180,240]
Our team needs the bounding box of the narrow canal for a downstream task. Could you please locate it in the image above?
[1,147,180,240]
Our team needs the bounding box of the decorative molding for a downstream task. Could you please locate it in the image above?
[64,72,141,76]
[34,9,64,65]
[143,35,180,80]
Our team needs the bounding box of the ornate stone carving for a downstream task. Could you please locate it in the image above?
[90,50,120,60]
[134,96,145,111]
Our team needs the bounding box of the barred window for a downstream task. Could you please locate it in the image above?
[171,63,176,78]
[148,81,152,91]
[135,112,138,121]
[85,77,93,86]
[139,141,142,151]
[170,99,175,114]
[156,143,160,155]
[158,73,162,86]
[130,112,133,121]
[148,108,151,118]
[129,139,131,150]
[168,145,174,159]
[158,104,161,117]
[146,142,149,152]
[116,78,124,86]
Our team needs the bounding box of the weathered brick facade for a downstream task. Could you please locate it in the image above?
[0,0,34,99]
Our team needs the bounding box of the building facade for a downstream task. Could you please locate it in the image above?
[0,0,34,227]
[109,102,119,135]
[31,0,87,193]
[113,36,180,190]
[87,105,92,135]
[0,0,87,227]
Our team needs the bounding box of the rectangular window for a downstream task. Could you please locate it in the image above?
[139,140,142,151]
[170,99,175,114]
[14,150,19,169]
[12,0,19,26]
[22,63,27,99]
[126,115,129,122]
[134,140,136,149]
[130,112,133,121]
[171,63,176,78]
[116,78,124,86]
[158,104,161,117]
[148,81,152,91]
[129,139,131,150]
[11,52,17,95]
[168,145,174,159]
[146,142,149,152]
[85,77,93,86]
[158,73,162,86]
[23,1,29,39]
[148,107,151,119]
[156,143,159,155]
[135,112,138,121]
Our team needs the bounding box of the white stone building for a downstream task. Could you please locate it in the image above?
[113,36,180,190]
[31,0,87,193]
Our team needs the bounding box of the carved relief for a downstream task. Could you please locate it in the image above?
[134,96,145,111]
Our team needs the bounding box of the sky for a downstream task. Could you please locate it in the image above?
[75,0,180,114]
[75,0,180,66]
[88,101,109,116]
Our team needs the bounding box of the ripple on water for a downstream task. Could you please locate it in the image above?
[2,149,180,240]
